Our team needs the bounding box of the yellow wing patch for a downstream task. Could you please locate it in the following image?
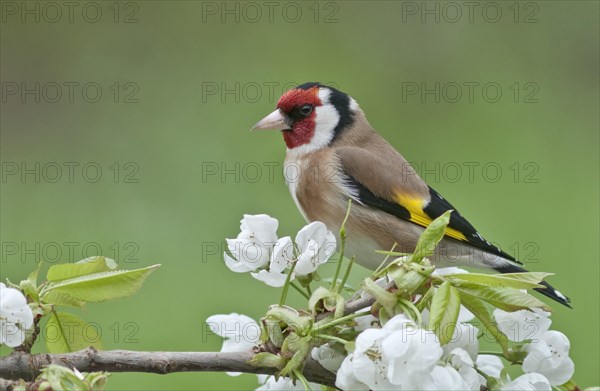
[395,193,467,241]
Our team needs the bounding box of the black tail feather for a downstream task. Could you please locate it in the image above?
[494,263,572,308]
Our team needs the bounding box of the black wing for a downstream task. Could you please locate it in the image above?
[346,174,519,264]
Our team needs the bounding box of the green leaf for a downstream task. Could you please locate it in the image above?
[308,287,345,319]
[79,255,118,269]
[20,279,39,302]
[43,264,160,303]
[42,290,85,308]
[262,318,285,348]
[456,285,552,312]
[459,293,509,354]
[416,286,435,312]
[39,365,89,390]
[308,287,333,313]
[84,371,111,391]
[36,365,110,391]
[47,256,117,282]
[444,272,551,290]
[412,211,452,262]
[428,281,460,345]
[392,261,434,294]
[280,336,311,377]
[45,311,103,353]
[27,262,42,286]
[397,298,423,324]
[22,263,42,301]
[247,352,286,369]
[266,305,312,333]
[363,278,397,315]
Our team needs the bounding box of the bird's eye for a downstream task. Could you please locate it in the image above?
[299,104,313,116]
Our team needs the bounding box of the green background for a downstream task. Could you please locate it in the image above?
[1,1,598,389]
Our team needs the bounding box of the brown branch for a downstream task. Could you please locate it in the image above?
[343,294,377,316]
[0,348,336,387]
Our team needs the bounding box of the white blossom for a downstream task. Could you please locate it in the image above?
[354,310,379,332]
[225,216,335,285]
[500,373,551,391]
[382,317,443,386]
[494,308,551,342]
[337,314,444,390]
[206,313,260,376]
[256,375,319,390]
[446,348,480,390]
[491,307,572,385]
[442,323,480,361]
[0,283,34,348]
[251,237,295,287]
[414,364,471,390]
[311,343,345,373]
[225,214,279,273]
[432,267,468,276]
[294,222,336,276]
[351,328,396,390]
[335,355,369,391]
[522,330,574,385]
[475,354,504,386]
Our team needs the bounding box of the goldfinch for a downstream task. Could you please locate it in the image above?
[252,82,570,308]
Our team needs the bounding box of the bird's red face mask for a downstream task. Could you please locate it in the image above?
[252,87,323,149]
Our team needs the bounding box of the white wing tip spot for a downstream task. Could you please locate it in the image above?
[554,290,567,301]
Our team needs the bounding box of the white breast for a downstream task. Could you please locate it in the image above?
[284,157,310,222]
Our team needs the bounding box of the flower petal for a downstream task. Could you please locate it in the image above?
[295,221,328,249]
[270,237,294,273]
[494,308,551,342]
[523,331,574,385]
[311,344,345,373]
[500,373,551,391]
[227,237,270,271]
[443,323,479,361]
[335,355,370,391]
[240,214,278,245]
[224,252,254,273]
[251,269,291,288]
[432,267,469,276]
[205,313,260,343]
[415,365,470,390]
[0,284,34,346]
[476,354,504,379]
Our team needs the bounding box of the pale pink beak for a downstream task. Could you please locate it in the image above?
[251,109,291,131]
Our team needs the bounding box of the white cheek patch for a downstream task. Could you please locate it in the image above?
[349,97,359,112]
[287,88,340,156]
